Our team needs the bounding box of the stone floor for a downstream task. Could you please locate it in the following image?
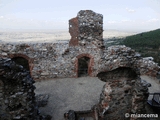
[35,77,105,120]
[34,76,160,120]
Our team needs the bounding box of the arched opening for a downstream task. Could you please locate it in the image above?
[11,57,30,71]
[78,56,90,77]
[75,53,94,77]
[97,67,138,82]
[9,54,34,76]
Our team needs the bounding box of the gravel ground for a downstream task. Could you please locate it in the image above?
[34,76,160,120]
[35,77,105,120]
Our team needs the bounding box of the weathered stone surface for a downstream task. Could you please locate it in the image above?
[41,72,49,76]
[1,52,7,56]
[0,11,159,80]
[2,12,160,80]
[0,58,38,120]
[0,58,51,120]
[138,57,160,77]
[97,68,149,120]
[69,17,79,46]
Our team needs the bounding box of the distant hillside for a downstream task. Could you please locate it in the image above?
[120,29,160,65]
[120,29,160,49]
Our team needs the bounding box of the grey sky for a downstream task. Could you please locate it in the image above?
[0,0,160,32]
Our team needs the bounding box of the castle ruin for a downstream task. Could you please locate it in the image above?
[0,10,160,120]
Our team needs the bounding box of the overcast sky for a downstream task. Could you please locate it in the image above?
[0,0,160,32]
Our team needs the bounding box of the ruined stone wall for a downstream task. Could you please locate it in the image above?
[0,42,71,80]
[0,10,159,81]
[77,10,104,48]
[0,42,103,79]
[0,58,39,120]
[97,67,149,120]
[0,10,160,120]
[0,42,159,80]
[69,10,104,49]
[138,58,160,77]
[69,17,79,46]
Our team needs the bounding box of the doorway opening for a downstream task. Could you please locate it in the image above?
[11,57,30,71]
[78,57,90,77]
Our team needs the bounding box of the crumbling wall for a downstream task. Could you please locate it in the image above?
[138,58,160,77]
[97,67,149,120]
[69,10,104,49]
[0,42,159,80]
[0,9,159,120]
[0,58,39,120]
[69,17,79,46]
[0,10,159,81]
[77,10,104,48]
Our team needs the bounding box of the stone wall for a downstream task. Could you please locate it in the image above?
[69,10,104,49]
[0,10,159,81]
[0,10,160,120]
[138,58,160,77]
[97,67,149,120]
[0,58,39,120]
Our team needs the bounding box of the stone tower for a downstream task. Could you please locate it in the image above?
[69,10,104,49]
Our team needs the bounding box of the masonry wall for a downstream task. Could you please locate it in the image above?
[0,10,159,80]
[97,67,149,120]
[0,42,103,80]
[69,10,104,48]
[0,10,159,120]
[0,42,159,81]
[0,58,39,120]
